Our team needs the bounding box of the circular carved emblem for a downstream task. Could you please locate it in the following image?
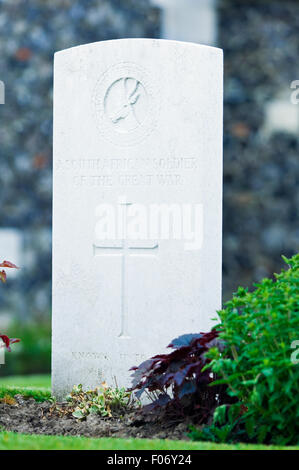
[93,63,157,146]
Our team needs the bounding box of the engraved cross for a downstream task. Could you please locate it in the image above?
[93,202,158,338]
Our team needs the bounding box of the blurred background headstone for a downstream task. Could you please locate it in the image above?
[263,90,299,137]
[153,0,217,45]
[0,81,5,104]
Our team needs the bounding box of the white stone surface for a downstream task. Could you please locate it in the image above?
[263,89,299,137]
[153,0,217,45]
[0,80,5,104]
[52,39,223,399]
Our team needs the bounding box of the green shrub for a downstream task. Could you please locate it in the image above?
[1,319,51,377]
[205,254,299,445]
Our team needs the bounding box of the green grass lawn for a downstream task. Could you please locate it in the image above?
[1,431,297,451]
[0,374,51,402]
[0,375,297,450]
[0,374,51,389]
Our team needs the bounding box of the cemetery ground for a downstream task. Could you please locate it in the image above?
[0,254,298,450]
[3,258,298,452]
[0,375,297,451]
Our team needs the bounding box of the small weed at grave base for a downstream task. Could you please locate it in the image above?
[51,382,134,420]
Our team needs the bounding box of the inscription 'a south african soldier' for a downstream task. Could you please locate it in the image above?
[55,157,197,171]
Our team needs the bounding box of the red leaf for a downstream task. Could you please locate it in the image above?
[0,270,7,283]
[0,335,10,348]
[0,260,19,269]
[0,335,20,352]
[9,338,20,345]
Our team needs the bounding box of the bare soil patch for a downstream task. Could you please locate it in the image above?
[0,395,190,440]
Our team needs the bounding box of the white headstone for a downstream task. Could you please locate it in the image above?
[52,39,223,399]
